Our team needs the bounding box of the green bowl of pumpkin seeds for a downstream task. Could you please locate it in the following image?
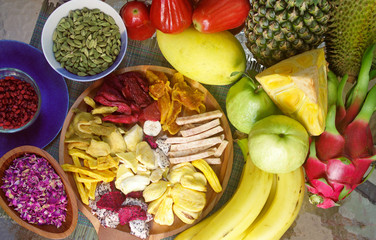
[41,0,127,82]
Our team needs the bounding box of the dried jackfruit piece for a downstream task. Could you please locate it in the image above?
[143,180,170,202]
[147,187,171,215]
[167,163,196,184]
[181,172,207,192]
[171,183,206,212]
[154,196,174,226]
[173,204,201,224]
[256,48,328,136]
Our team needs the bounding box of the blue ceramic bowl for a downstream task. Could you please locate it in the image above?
[41,0,127,82]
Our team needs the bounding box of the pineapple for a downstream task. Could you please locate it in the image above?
[245,0,331,67]
[255,48,328,136]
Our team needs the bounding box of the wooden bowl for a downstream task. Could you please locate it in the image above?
[58,65,234,239]
[0,145,78,239]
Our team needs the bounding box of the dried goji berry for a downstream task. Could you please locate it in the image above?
[0,76,39,129]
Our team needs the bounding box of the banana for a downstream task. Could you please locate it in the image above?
[190,159,273,239]
[176,138,273,240]
[241,167,305,240]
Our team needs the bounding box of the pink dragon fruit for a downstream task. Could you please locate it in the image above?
[304,44,376,209]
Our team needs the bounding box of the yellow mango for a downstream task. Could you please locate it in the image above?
[256,48,328,136]
[157,27,246,85]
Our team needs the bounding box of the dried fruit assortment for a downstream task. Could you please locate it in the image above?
[63,69,228,238]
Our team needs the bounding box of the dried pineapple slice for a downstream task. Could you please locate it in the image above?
[154,196,174,226]
[181,172,207,192]
[173,204,201,224]
[143,180,170,202]
[256,48,328,136]
[171,183,206,212]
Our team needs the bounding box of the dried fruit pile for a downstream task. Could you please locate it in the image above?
[63,69,227,239]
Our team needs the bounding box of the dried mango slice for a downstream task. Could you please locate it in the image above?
[256,48,327,136]
[172,81,205,113]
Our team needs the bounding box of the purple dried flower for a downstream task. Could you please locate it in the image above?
[1,154,67,228]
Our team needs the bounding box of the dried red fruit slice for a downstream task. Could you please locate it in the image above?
[96,191,126,211]
[117,205,147,225]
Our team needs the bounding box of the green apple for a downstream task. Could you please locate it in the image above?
[248,115,309,173]
[226,76,280,134]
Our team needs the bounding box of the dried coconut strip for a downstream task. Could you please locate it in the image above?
[169,149,217,164]
[203,158,222,165]
[180,119,221,137]
[165,126,223,144]
[214,140,228,157]
[169,135,224,152]
[175,110,223,125]
[168,143,217,158]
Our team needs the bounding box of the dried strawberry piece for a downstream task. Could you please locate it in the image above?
[125,191,144,199]
[117,205,147,225]
[96,191,126,211]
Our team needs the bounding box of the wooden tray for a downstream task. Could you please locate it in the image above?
[0,146,78,239]
[58,65,234,239]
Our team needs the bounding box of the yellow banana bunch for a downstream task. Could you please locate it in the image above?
[176,138,274,240]
[241,166,305,240]
[175,138,305,240]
